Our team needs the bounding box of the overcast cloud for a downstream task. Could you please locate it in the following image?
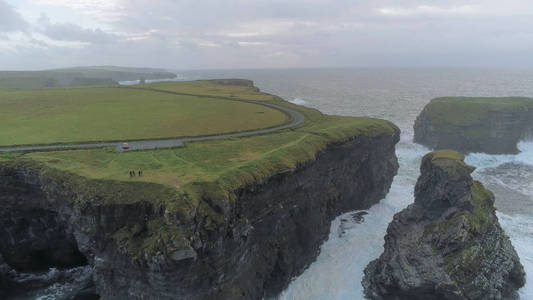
[0,0,28,32]
[2,0,533,70]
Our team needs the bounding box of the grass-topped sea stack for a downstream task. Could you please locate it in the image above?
[362,150,525,300]
[414,97,533,154]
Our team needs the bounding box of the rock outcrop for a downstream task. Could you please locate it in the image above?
[0,130,399,299]
[414,97,533,154]
[363,150,525,300]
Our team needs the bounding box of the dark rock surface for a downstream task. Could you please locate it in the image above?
[0,253,16,298]
[414,97,533,154]
[362,150,525,300]
[0,130,399,299]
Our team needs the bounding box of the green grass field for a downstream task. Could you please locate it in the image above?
[0,86,289,146]
[25,115,390,192]
[424,97,533,127]
[144,80,275,101]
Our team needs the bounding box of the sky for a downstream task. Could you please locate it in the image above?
[1,0,533,70]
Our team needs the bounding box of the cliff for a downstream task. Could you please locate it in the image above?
[362,150,525,300]
[206,79,255,87]
[414,97,533,154]
[0,130,399,299]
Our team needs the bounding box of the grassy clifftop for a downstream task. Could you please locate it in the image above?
[0,80,398,219]
[425,150,475,177]
[421,97,533,128]
[0,80,399,258]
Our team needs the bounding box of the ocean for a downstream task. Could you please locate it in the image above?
[25,68,533,299]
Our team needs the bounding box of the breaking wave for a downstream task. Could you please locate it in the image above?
[289,98,307,105]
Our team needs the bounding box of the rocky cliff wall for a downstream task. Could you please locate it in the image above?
[0,130,399,299]
[363,150,525,300]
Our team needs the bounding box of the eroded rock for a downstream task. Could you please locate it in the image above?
[363,150,525,300]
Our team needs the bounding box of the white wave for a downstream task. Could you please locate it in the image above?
[460,141,533,298]
[498,212,533,300]
[477,165,533,197]
[11,266,94,300]
[276,142,426,300]
[289,98,307,105]
[13,268,60,285]
[277,183,415,300]
[278,138,532,300]
[466,140,533,200]
[465,141,533,170]
[461,141,533,298]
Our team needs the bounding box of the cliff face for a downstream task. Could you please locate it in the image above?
[0,130,399,299]
[362,150,525,300]
[0,253,14,298]
[414,97,533,154]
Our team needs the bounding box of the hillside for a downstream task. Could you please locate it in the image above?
[0,66,177,89]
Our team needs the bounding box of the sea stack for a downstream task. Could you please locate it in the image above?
[362,150,525,300]
[413,97,533,154]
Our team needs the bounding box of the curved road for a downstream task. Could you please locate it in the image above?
[0,101,304,153]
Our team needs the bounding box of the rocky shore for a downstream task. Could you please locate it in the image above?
[0,129,399,299]
[363,150,525,300]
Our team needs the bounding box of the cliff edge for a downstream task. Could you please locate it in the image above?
[0,128,399,299]
[414,97,533,154]
[363,150,525,300]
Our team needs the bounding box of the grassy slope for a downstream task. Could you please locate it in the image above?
[0,76,58,90]
[61,66,169,73]
[1,81,398,218]
[58,66,177,81]
[0,66,176,89]
[0,87,288,146]
[0,71,82,89]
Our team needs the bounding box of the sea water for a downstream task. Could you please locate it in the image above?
[27,68,533,299]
